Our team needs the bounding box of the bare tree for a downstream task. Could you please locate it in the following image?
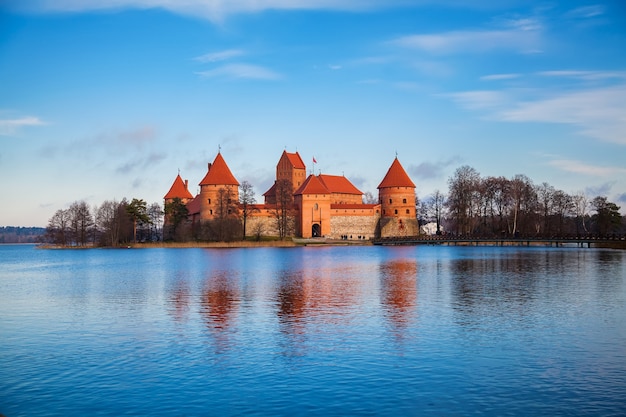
[148,202,164,241]
[272,179,294,240]
[239,180,258,240]
[363,191,377,204]
[509,174,535,236]
[572,192,589,234]
[447,165,481,235]
[96,200,121,246]
[252,221,264,241]
[69,200,93,246]
[431,190,446,235]
[46,209,71,246]
[552,189,573,235]
[536,182,555,235]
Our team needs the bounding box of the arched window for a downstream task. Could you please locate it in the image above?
[394,209,398,214]
[403,198,407,203]
[389,198,393,204]
[406,209,410,214]
[208,198,211,204]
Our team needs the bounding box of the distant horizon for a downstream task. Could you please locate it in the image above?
[2,0,625,227]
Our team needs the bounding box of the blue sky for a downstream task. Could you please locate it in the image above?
[1,0,625,227]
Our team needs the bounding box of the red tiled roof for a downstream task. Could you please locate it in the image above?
[199,153,239,186]
[283,151,306,169]
[318,174,362,195]
[262,182,276,197]
[294,174,330,195]
[377,158,415,189]
[164,174,194,200]
[185,196,201,215]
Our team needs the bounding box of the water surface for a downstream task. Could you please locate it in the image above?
[1,244,625,416]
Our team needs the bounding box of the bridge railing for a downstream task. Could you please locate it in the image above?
[374,233,625,243]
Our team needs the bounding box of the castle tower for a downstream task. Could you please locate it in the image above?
[264,150,306,204]
[377,157,418,237]
[163,173,195,226]
[198,152,240,220]
[164,173,194,205]
[277,150,306,191]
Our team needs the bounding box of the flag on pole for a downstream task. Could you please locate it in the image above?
[313,157,317,164]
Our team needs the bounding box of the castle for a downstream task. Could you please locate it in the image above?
[164,150,418,239]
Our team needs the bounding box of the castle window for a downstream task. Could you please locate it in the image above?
[394,209,398,214]
[209,209,213,215]
[406,209,410,214]
[389,199,392,204]
[228,209,232,214]
[208,199,211,204]
[403,198,407,204]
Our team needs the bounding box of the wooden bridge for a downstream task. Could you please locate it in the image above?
[373,234,626,249]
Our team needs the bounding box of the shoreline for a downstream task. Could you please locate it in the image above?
[37,238,374,249]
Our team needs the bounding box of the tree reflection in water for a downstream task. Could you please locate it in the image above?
[200,271,240,353]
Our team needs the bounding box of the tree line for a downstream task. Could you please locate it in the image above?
[44,179,284,245]
[45,199,163,247]
[0,227,46,244]
[45,165,625,245]
[419,165,624,237]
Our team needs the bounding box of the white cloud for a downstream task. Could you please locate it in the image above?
[196,63,282,80]
[390,25,540,55]
[444,90,509,110]
[448,68,626,146]
[0,116,46,136]
[480,73,521,81]
[538,70,626,82]
[499,84,626,145]
[194,49,245,63]
[548,158,626,177]
[13,0,417,21]
[565,5,605,19]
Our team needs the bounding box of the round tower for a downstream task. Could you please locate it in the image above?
[198,153,240,221]
[377,157,418,237]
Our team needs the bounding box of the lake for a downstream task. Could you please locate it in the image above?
[1,244,625,416]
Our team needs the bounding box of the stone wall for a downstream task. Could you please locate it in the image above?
[379,217,419,238]
[329,214,380,239]
[245,212,296,238]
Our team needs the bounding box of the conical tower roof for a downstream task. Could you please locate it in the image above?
[164,174,194,200]
[377,157,415,189]
[199,152,239,186]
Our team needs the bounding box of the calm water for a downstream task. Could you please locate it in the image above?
[1,244,625,416]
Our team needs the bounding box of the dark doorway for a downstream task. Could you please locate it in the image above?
[312,224,321,237]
